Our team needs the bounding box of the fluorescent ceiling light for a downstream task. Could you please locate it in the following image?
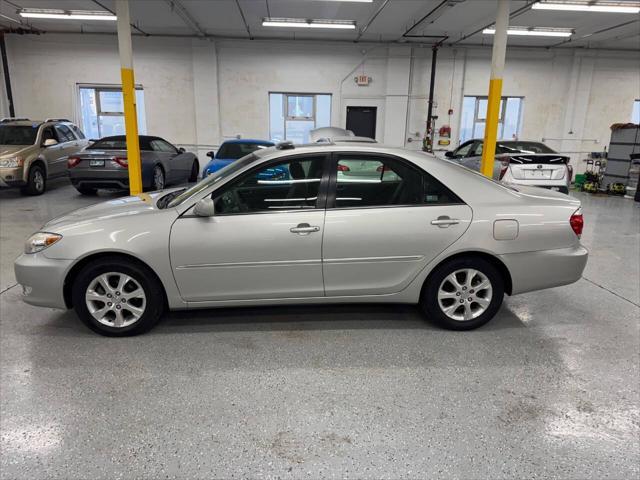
[317,0,373,2]
[19,8,116,21]
[262,17,356,29]
[483,27,574,37]
[532,2,640,13]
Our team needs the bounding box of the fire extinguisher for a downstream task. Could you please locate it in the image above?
[438,125,451,138]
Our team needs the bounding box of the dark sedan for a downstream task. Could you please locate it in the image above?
[67,135,199,194]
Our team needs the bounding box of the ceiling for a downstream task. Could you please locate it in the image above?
[1,0,639,50]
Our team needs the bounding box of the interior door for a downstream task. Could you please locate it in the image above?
[322,153,472,296]
[346,106,377,139]
[170,153,328,302]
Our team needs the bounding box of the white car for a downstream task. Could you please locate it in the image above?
[15,142,587,336]
[445,139,572,194]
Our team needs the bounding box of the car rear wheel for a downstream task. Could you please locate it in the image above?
[420,257,504,330]
[21,164,46,196]
[152,165,165,191]
[71,257,165,336]
[188,160,199,182]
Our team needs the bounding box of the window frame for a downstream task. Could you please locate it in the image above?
[190,152,332,217]
[326,152,465,210]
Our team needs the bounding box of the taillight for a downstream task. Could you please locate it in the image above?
[337,163,350,172]
[499,160,509,180]
[114,156,128,168]
[67,156,81,168]
[570,208,584,237]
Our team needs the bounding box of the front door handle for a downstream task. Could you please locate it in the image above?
[431,216,460,228]
[290,223,320,235]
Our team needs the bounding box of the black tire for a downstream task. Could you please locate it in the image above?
[188,160,199,182]
[76,186,98,195]
[21,164,46,195]
[151,165,165,191]
[71,257,165,337]
[420,256,504,331]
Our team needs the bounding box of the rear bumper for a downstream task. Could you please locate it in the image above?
[500,244,588,295]
[70,170,129,190]
[14,253,72,309]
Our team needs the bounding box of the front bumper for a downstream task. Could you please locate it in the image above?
[0,167,26,188]
[500,244,588,295]
[14,253,73,309]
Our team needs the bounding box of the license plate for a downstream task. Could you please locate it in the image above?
[89,160,104,167]
[524,169,551,179]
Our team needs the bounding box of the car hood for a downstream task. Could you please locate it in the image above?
[43,188,182,230]
[0,145,35,157]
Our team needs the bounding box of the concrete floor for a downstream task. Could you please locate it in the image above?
[1,180,638,479]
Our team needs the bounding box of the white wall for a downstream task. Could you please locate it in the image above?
[4,33,639,174]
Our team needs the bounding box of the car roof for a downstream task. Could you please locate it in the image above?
[0,120,43,127]
[220,139,274,145]
[94,135,166,142]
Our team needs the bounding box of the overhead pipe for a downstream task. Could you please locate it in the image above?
[0,33,15,117]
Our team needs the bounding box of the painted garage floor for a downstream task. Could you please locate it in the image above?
[1,181,638,479]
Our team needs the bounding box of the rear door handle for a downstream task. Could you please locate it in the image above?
[431,216,460,227]
[290,223,320,235]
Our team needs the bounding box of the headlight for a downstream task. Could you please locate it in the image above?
[0,156,24,168]
[24,232,62,254]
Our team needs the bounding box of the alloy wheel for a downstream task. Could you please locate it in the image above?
[437,268,493,321]
[85,272,146,328]
[153,167,165,190]
[33,170,44,192]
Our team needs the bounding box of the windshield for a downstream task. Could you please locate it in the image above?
[216,142,270,160]
[166,153,258,208]
[0,125,39,145]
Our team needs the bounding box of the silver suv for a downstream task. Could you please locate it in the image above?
[0,118,89,195]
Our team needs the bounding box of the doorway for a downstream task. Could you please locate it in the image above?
[346,106,377,139]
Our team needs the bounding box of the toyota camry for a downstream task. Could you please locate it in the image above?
[15,142,588,336]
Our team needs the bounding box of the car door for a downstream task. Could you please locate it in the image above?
[39,126,67,177]
[52,124,80,176]
[322,152,472,296]
[149,139,176,183]
[169,153,329,302]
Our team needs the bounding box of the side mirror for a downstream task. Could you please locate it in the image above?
[193,198,216,217]
[43,138,58,147]
[444,151,454,158]
[206,151,214,158]
[178,147,186,154]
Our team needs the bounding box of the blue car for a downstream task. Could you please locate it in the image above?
[203,139,275,176]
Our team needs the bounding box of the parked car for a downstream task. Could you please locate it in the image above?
[445,139,572,194]
[0,118,89,195]
[203,139,274,176]
[15,142,587,336]
[67,135,199,194]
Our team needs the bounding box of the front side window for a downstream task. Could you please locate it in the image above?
[151,139,177,153]
[333,154,462,208]
[214,155,326,214]
[54,124,75,142]
[453,141,475,158]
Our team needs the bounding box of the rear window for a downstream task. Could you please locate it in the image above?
[500,141,555,154]
[88,137,153,151]
[216,142,271,160]
[0,125,39,145]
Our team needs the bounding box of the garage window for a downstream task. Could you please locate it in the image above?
[269,93,331,144]
[459,96,523,143]
[632,100,640,124]
[78,86,147,139]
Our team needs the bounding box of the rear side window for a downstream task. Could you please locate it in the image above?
[54,124,75,142]
[332,154,463,208]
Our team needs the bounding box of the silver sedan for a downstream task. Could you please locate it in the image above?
[15,143,588,336]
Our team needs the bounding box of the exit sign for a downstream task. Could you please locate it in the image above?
[355,75,371,86]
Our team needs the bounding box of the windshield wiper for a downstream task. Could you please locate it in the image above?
[157,188,186,209]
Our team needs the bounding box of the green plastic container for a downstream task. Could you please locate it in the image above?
[574,173,586,189]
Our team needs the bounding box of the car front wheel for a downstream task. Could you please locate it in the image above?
[420,257,504,330]
[21,164,46,195]
[71,257,165,336]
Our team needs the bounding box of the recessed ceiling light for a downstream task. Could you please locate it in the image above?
[262,17,357,29]
[19,8,116,21]
[483,27,574,37]
[532,2,640,13]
